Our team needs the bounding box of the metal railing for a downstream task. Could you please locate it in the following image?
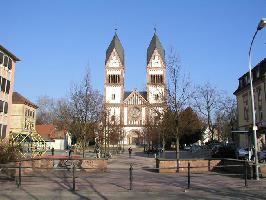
[0,159,265,192]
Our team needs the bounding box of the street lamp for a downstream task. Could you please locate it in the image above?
[248,18,266,180]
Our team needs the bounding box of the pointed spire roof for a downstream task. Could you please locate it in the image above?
[105,33,124,65]
[147,32,165,65]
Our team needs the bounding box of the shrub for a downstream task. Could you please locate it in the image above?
[0,142,22,164]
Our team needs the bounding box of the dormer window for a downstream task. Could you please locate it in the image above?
[256,69,260,78]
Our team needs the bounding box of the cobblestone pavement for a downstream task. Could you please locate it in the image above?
[1,148,266,199]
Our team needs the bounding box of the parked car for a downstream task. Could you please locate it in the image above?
[236,148,252,160]
[190,144,201,153]
[183,145,191,151]
[258,150,266,163]
[211,144,236,158]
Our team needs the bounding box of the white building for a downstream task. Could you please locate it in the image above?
[104,32,166,145]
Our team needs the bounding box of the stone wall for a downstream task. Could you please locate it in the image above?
[81,159,107,172]
[156,159,222,173]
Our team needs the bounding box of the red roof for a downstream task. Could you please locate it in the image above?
[36,124,56,140]
[36,124,68,140]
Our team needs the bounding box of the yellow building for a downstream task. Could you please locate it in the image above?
[0,45,20,139]
[234,58,266,149]
[10,92,38,134]
[9,92,46,155]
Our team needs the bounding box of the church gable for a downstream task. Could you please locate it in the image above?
[106,49,123,68]
[147,49,165,68]
[123,91,147,105]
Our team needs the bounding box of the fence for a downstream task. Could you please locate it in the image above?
[0,159,265,192]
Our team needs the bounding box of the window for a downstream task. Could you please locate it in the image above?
[1,78,6,92]
[6,80,10,94]
[111,115,115,122]
[0,52,3,64]
[154,94,159,100]
[112,94,115,100]
[2,125,7,138]
[150,75,163,84]
[3,56,8,67]
[257,87,262,102]
[8,58,12,70]
[32,111,35,118]
[0,101,3,112]
[4,103,8,114]
[108,75,120,84]
[24,119,27,129]
[243,94,249,122]
[256,69,260,78]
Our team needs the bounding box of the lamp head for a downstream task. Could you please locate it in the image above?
[257,18,266,30]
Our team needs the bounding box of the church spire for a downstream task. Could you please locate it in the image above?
[147,31,165,65]
[105,32,124,65]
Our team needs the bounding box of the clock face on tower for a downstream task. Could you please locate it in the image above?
[130,107,141,119]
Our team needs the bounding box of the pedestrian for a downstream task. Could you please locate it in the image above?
[128,147,132,158]
[51,147,55,156]
[68,147,73,157]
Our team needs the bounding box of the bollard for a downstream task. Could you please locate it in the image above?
[129,164,133,190]
[72,164,76,191]
[187,162,191,189]
[18,161,22,188]
[244,161,247,187]
[208,160,211,171]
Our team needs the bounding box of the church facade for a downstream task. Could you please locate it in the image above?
[104,33,166,145]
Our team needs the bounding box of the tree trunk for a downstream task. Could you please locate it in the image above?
[162,136,166,158]
[175,127,179,172]
[82,139,85,158]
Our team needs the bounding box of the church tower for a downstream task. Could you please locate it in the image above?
[146,32,166,107]
[104,33,125,122]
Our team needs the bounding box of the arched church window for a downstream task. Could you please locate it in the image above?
[112,94,115,100]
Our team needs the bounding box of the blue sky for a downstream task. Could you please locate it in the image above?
[1,0,266,103]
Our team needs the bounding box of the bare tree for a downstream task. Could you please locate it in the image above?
[68,69,103,157]
[193,82,222,141]
[215,96,237,141]
[36,96,55,124]
[166,48,193,159]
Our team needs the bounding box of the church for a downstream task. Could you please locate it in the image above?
[104,32,166,145]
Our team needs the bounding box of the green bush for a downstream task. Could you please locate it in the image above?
[0,142,22,164]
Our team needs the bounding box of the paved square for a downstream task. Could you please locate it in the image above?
[1,148,266,199]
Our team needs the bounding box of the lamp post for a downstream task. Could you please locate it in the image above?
[248,18,266,180]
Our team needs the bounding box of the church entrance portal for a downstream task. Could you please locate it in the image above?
[127,130,142,145]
